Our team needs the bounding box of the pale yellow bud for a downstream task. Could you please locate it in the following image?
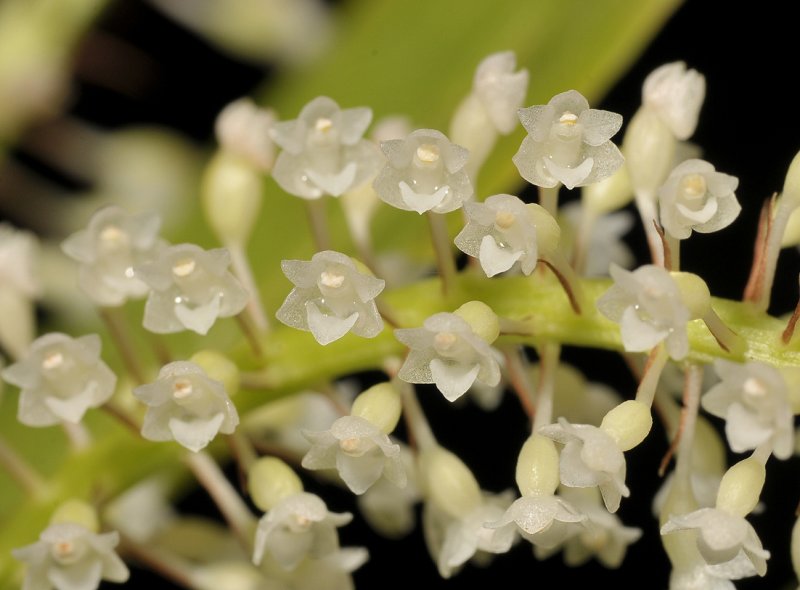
[201,151,263,246]
[782,150,800,206]
[526,203,561,258]
[190,350,240,396]
[351,382,402,434]
[583,165,633,215]
[715,457,765,517]
[792,515,800,583]
[623,107,677,196]
[419,446,481,519]
[600,400,653,451]
[453,300,499,344]
[515,434,560,497]
[670,271,711,319]
[248,457,303,512]
[50,499,99,533]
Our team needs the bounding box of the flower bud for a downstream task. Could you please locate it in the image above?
[453,300,499,344]
[189,350,240,396]
[670,271,711,319]
[50,499,99,533]
[623,107,676,196]
[600,400,652,451]
[201,151,263,246]
[418,446,481,519]
[248,457,303,512]
[582,165,633,215]
[515,434,560,497]
[781,149,800,206]
[193,562,265,590]
[350,382,402,434]
[715,457,765,517]
[526,203,561,258]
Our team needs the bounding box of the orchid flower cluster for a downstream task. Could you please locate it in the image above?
[3,49,800,590]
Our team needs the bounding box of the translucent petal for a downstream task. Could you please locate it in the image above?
[429,359,480,402]
[337,451,385,495]
[47,559,103,590]
[306,301,359,345]
[398,182,450,214]
[169,413,225,453]
[305,162,358,197]
[579,109,623,146]
[339,107,373,145]
[271,152,325,200]
[174,294,222,336]
[517,105,554,140]
[478,235,522,277]
[543,156,593,190]
[620,306,669,352]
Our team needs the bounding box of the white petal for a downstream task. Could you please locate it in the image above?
[478,235,522,277]
[168,413,225,452]
[543,156,593,190]
[306,301,358,345]
[429,359,480,402]
[398,182,450,214]
[305,162,358,197]
[174,294,222,335]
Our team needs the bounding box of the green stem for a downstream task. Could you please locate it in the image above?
[427,212,457,295]
[0,436,47,496]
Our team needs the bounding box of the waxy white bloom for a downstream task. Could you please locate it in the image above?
[661,508,769,581]
[395,313,501,402]
[373,129,473,214]
[702,360,794,459]
[539,418,629,513]
[61,206,167,307]
[276,250,385,345]
[301,415,405,494]
[545,487,641,568]
[643,62,705,140]
[252,492,352,570]
[454,194,539,277]
[659,159,740,240]
[472,51,529,135]
[486,494,586,550]
[597,263,691,360]
[12,523,129,590]
[136,244,248,335]
[424,491,515,578]
[270,96,382,199]
[513,90,624,190]
[215,97,277,172]
[133,361,239,453]
[2,333,116,427]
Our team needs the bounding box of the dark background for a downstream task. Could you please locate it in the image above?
[5,1,800,589]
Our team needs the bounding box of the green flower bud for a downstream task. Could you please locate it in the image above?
[600,400,653,451]
[50,499,99,533]
[189,350,240,396]
[248,457,303,512]
[351,382,402,434]
[715,457,765,517]
[453,300,499,344]
[201,151,263,246]
[418,446,481,519]
[515,434,560,497]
